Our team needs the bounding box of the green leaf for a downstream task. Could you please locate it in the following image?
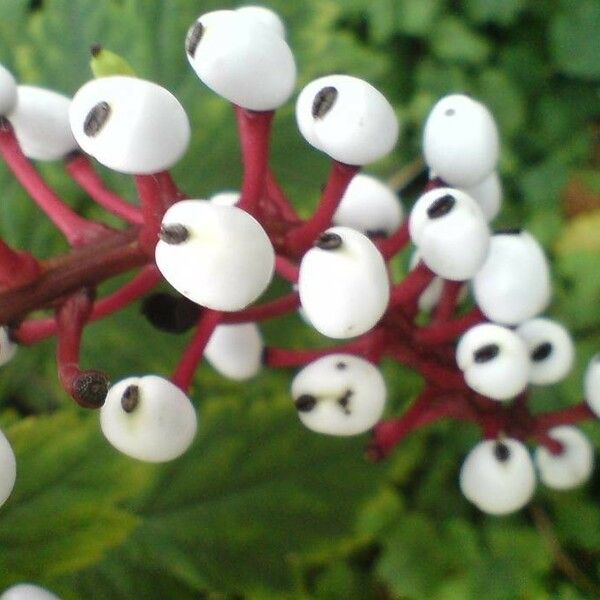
[55,396,382,596]
[550,0,600,80]
[463,0,525,26]
[396,0,444,37]
[429,16,490,65]
[90,45,136,77]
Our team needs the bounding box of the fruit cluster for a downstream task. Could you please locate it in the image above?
[0,4,597,528]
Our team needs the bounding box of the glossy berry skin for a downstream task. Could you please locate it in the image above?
[462,171,502,222]
[0,64,17,116]
[456,323,530,401]
[0,428,16,508]
[69,76,190,174]
[409,188,490,281]
[298,226,390,339]
[460,438,536,515]
[516,318,575,385]
[186,10,296,111]
[333,173,403,237]
[204,323,263,381]
[584,354,600,417]
[291,354,386,436]
[100,375,197,463]
[155,200,275,311]
[423,94,499,187]
[9,86,77,161]
[0,584,61,600]
[535,426,593,490]
[472,230,551,326]
[296,74,399,165]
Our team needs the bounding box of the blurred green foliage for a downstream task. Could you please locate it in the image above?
[0,0,599,597]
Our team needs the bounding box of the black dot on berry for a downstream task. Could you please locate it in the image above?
[494,442,511,462]
[83,101,111,137]
[312,86,338,119]
[159,223,190,245]
[444,108,455,116]
[474,343,500,363]
[315,232,342,250]
[427,194,455,219]
[186,22,204,58]
[121,385,140,413]
[495,228,522,236]
[336,361,347,370]
[295,394,317,412]
[531,342,553,362]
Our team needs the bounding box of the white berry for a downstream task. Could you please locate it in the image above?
[584,354,600,417]
[235,6,286,38]
[209,190,240,207]
[473,230,551,325]
[155,200,275,311]
[0,327,16,366]
[100,375,197,463]
[291,354,386,436]
[296,75,399,165]
[298,226,390,339]
[0,63,17,116]
[423,94,499,187]
[461,171,502,222]
[535,426,593,490]
[333,173,403,237]
[516,318,575,385]
[186,10,296,111]
[9,86,77,161]
[456,323,530,400]
[460,438,536,515]
[0,428,16,508]
[409,188,490,281]
[0,584,61,600]
[204,323,263,381]
[69,76,190,174]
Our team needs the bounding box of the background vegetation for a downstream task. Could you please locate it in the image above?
[0,0,599,597]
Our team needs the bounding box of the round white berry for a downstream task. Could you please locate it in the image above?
[516,318,575,385]
[69,76,190,174]
[100,375,197,463]
[209,190,240,207]
[333,173,403,237]
[0,584,61,600]
[296,75,399,165]
[461,171,502,222]
[291,354,386,436]
[423,94,499,187]
[456,323,530,400]
[204,323,263,381]
[472,230,551,325]
[0,327,16,366]
[0,428,16,508]
[460,438,536,515]
[185,10,296,111]
[535,426,593,490]
[584,354,600,417]
[0,64,17,116]
[155,200,275,311]
[409,188,490,281]
[298,226,390,339]
[8,86,77,161]
[235,6,286,38]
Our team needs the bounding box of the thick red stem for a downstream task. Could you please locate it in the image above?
[389,262,435,307]
[414,308,485,345]
[65,154,143,224]
[376,222,410,259]
[171,310,223,392]
[433,280,463,322]
[0,119,110,246]
[532,403,596,433]
[222,292,300,324]
[0,240,41,288]
[265,169,299,221]
[275,255,299,282]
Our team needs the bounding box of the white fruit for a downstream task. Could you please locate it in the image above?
[298,226,390,339]
[69,76,190,174]
[236,6,286,38]
[0,584,61,600]
[296,75,399,165]
[0,327,16,366]
[0,64,17,116]
[584,354,600,417]
[291,354,386,436]
[423,94,499,187]
[186,10,296,111]
[460,438,536,515]
[409,188,490,281]
[535,426,593,490]
[0,428,16,508]
[155,200,275,311]
[516,318,575,385]
[9,86,77,161]
[100,375,197,462]
[456,323,530,400]
[209,190,240,207]
[333,173,403,236]
[204,323,263,380]
[473,230,551,325]
[462,171,502,222]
